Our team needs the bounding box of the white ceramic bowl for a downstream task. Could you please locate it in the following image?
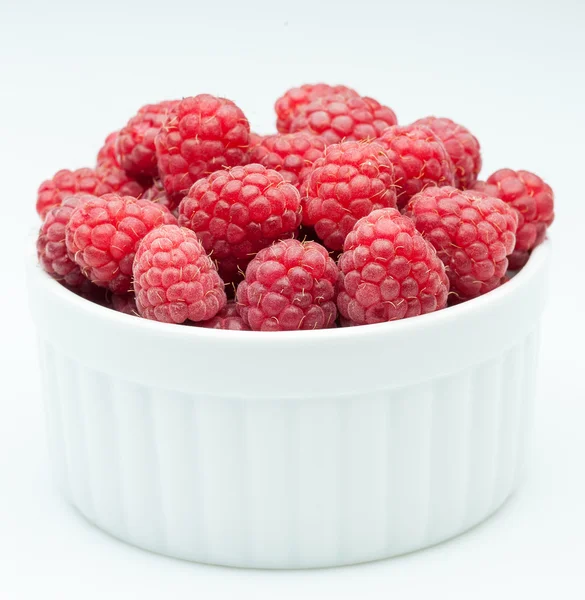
[27,241,550,569]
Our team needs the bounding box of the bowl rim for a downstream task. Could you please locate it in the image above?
[28,239,551,344]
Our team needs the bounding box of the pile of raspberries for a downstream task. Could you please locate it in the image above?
[36,85,555,331]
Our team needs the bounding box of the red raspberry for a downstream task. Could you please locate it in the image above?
[109,293,138,316]
[405,186,518,300]
[178,164,302,284]
[473,169,554,269]
[275,84,359,133]
[37,195,95,287]
[198,301,249,330]
[338,316,357,327]
[248,133,326,189]
[66,194,176,293]
[377,124,456,209]
[302,140,397,251]
[289,94,398,145]
[249,132,265,147]
[75,279,109,305]
[337,208,449,325]
[96,164,150,197]
[97,131,120,168]
[298,224,323,244]
[236,239,339,331]
[155,94,250,204]
[362,97,400,131]
[141,179,174,211]
[36,166,147,218]
[412,117,481,189]
[117,100,178,177]
[133,225,226,323]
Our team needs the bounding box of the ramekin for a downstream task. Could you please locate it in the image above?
[26,241,550,569]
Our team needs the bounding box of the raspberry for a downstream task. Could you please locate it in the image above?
[141,179,174,211]
[66,194,177,293]
[405,186,518,300]
[338,315,357,327]
[109,293,138,315]
[37,194,95,287]
[36,166,147,218]
[289,94,398,145]
[75,279,108,305]
[236,238,339,331]
[337,208,449,324]
[178,163,302,284]
[133,225,226,323]
[248,133,326,189]
[362,97,400,130]
[155,94,250,203]
[275,84,359,133]
[412,117,481,189]
[96,164,150,197]
[298,224,323,244]
[117,101,178,177]
[302,140,397,251]
[377,124,456,209]
[97,131,120,168]
[473,169,554,269]
[198,301,249,330]
[249,132,265,147]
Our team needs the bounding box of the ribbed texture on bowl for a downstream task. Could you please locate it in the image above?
[39,329,538,569]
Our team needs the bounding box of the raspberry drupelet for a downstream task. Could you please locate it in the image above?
[133,225,227,324]
[405,186,518,300]
[473,169,554,269]
[236,238,339,331]
[337,208,449,325]
[155,94,250,205]
[65,193,177,294]
[301,140,397,251]
[412,116,481,190]
[178,163,302,285]
[377,124,456,209]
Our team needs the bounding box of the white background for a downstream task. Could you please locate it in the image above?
[1,0,584,598]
